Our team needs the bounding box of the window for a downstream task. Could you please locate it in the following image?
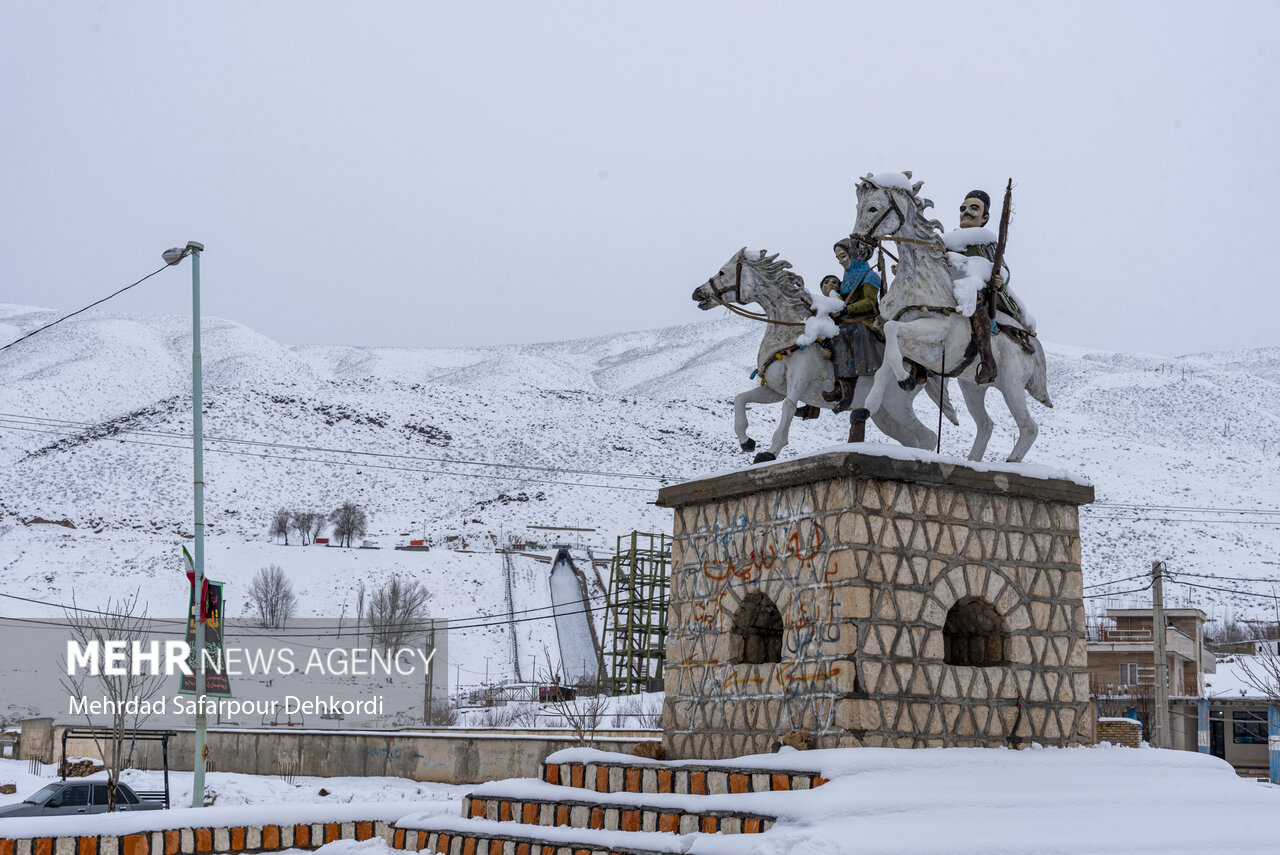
[57,786,90,807]
[1119,662,1139,684]
[943,597,1006,666]
[733,592,783,665]
[91,785,109,805]
[1232,710,1268,744]
[27,784,58,805]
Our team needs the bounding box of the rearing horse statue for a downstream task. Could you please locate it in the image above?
[693,247,956,463]
[850,172,1052,462]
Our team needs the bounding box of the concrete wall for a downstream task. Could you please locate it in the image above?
[48,725,658,784]
[16,717,53,762]
[656,450,1096,758]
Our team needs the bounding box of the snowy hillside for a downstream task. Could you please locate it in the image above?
[1,302,1278,700]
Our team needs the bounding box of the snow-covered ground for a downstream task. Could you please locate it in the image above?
[0,756,465,838]
[2,744,1276,852]
[0,758,469,813]
[0,303,1278,723]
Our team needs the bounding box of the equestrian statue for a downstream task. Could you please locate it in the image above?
[692,248,956,464]
[850,172,1050,462]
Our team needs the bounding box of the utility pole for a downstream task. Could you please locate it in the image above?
[164,241,208,808]
[423,623,435,725]
[1151,560,1171,748]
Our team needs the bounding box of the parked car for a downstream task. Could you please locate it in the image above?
[0,781,164,817]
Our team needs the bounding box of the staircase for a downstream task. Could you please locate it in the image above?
[392,752,829,853]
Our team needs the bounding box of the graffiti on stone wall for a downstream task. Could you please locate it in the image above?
[681,518,845,686]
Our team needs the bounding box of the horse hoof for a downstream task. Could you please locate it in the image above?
[752,451,776,464]
[850,408,870,421]
[741,438,756,453]
[897,376,917,391]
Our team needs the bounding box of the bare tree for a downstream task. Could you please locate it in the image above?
[538,646,608,745]
[426,700,459,727]
[611,694,662,729]
[290,511,318,546]
[60,592,166,812]
[330,502,368,548]
[270,509,291,545]
[1235,639,1280,704]
[1206,618,1280,645]
[308,513,326,544]
[355,581,366,646]
[250,564,297,628]
[477,704,535,728]
[366,576,429,650]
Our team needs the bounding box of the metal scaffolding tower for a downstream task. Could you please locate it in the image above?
[600,531,671,695]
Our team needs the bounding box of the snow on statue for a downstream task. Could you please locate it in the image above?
[850,172,1051,462]
[691,248,957,464]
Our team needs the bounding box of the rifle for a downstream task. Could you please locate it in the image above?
[987,179,1013,321]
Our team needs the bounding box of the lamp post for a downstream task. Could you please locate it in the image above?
[163,240,207,808]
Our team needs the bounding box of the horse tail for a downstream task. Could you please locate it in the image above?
[1026,337,1053,408]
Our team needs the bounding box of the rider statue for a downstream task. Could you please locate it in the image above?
[820,238,885,442]
[956,190,1003,384]
[954,189,1035,384]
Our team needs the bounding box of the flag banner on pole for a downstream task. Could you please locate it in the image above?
[183,545,210,621]
[178,576,232,697]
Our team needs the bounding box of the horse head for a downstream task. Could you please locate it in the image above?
[692,247,750,310]
[694,248,811,325]
[849,171,940,248]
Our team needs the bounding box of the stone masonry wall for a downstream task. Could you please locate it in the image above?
[655,451,1096,760]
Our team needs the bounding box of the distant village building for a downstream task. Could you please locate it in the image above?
[1086,608,1215,697]
[1086,607,1278,779]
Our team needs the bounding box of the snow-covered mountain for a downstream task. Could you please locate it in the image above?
[1,303,1278,696]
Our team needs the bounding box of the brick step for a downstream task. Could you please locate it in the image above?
[462,787,775,835]
[541,758,827,796]
[394,816,683,855]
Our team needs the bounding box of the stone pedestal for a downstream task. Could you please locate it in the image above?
[655,450,1095,759]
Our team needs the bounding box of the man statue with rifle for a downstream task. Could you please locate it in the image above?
[951,186,1031,384]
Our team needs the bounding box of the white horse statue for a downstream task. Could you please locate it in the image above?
[693,247,957,463]
[850,172,1052,462]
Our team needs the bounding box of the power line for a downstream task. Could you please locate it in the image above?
[1088,502,1280,516]
[0,264,172,353]
[1083,516,1280,527]
[1171,579,1280,600]
[1084,572,1152,590]
[0,412,671,483]
[0,614,361,654]
[1083,584,1153,600]
[1171,571,1280,584]
[0,587,648,637]
[0,422,659,493]
[0,586,597,629]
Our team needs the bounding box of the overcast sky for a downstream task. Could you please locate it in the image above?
[2,1,1277,356]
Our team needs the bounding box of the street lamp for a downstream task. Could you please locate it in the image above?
[163,241,208,808]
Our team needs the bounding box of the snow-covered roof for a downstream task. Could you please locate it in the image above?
[1205,654,1274,699]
